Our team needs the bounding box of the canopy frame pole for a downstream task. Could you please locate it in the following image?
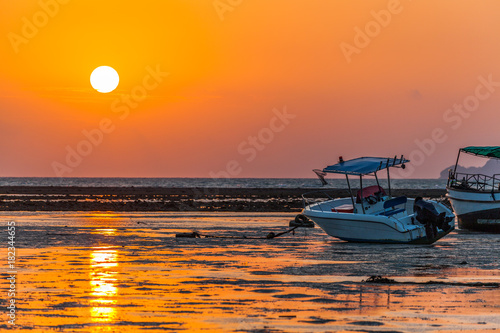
[359,175,365,214]
[374,171,380,188]
[448,150,461,188]
[453,150,461,174]
[386,159,392,198]
[346,174,356,213]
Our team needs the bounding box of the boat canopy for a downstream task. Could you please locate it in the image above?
[460,146,500,160]
[323,156,409,176]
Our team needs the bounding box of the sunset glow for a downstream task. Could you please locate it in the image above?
[2,1,500,177]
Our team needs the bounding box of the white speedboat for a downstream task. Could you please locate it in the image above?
[447,146,500,233]
[302,156,455,244]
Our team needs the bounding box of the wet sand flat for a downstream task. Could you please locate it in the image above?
[1,212,499,332]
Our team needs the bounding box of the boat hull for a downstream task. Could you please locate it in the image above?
[447,188,500,233]
[303,210,453,244]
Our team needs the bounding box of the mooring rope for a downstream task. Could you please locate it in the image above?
[175,226,299,239]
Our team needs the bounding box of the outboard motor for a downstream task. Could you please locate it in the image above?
[413,197,452,239]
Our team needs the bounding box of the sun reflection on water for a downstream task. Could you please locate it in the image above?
[92,228,117,236]
[89,245,119,324]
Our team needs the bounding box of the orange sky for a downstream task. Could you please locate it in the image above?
[1,0,500,178]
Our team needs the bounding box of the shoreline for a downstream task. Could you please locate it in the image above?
[0,186,447,211]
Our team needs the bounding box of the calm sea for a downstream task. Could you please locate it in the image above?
[0,177,447,189]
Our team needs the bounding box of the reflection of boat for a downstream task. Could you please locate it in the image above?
[302,156,455,244]
[447,146,500,233]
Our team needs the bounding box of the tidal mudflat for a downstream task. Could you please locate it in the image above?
[1,212,499,332]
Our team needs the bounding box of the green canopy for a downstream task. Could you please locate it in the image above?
[460,146,500,159]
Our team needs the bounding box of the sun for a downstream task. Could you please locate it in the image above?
[90,66,119,93]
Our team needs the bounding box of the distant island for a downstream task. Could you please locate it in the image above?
[439,159,500,179]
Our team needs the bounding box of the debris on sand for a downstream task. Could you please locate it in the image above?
[175,232,201,238]
[364,276,397,284]
[362,276,499,288]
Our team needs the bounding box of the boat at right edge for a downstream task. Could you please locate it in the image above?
[447,146,500,233]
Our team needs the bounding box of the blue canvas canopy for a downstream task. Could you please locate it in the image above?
[323,156,409,176]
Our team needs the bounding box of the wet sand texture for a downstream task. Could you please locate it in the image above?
[0,212,498,332]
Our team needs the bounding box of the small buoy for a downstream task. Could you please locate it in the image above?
[266,232,276,239]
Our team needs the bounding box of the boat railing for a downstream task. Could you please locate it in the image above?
[448,171,500,192]
[301,191,337,212]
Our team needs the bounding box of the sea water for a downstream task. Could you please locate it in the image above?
[0,177,447,189]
